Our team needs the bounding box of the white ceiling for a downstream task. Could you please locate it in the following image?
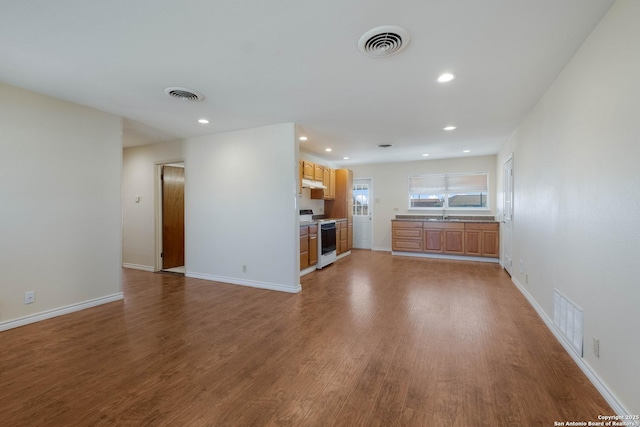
[1,0,614,166]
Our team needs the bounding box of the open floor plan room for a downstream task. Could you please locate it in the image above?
[0,251,611,426]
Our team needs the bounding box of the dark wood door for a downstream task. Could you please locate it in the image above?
[162,165,184,269]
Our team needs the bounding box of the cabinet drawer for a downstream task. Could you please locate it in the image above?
[393,228,422,239]
[464,223,499,231]
[392,240,423,252]
[392,221,423,229]
[423,222,464,230]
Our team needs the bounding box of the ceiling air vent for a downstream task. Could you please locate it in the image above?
[378,144,393,148]
[164,87,205,101]
[358,26,410,58]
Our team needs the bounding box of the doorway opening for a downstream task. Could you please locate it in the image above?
[156,162,185,274]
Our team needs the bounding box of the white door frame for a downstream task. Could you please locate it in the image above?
[502,155,514,275]
[352,177,373,250]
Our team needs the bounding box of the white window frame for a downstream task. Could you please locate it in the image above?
[408,172,489,210]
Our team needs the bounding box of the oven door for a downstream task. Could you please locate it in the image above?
[320,223,337,254]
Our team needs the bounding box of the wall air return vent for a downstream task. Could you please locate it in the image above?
[358,26,410,58]
[164,87,205,101]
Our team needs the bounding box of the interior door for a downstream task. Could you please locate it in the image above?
[162,165,185,269]
[502,157,514,275]
[352,179,372,249]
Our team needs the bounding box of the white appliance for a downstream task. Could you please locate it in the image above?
[316,219,337,269]
[300,210,337,269]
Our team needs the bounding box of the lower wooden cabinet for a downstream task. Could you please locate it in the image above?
[337,220,348,255]
[309,225,318,266]
[392,220,499,259]
[464,223,499,257]
[300,225,309,269]
[300,224,319,270]
[392,221,423,252]
[423,222,465,254]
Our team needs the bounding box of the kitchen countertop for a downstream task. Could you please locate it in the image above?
[393,215,497,224]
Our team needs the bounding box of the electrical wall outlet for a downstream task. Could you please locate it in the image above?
[24,291,35,304]
[593,336,600,358]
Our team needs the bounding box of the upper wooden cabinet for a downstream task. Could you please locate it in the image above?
[302,161,314,180]
[314,163,324,181]
[310,166,336,200]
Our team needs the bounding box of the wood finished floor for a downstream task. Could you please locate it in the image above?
[0,250,611,426]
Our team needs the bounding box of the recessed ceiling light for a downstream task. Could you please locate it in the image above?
[422,154,429,157]
[325,148,332,152]
[299,136,308,141]
[437,73,456,83]
[463,150,471,153]
[198,119,210,124]
[343,157,350,160]
[443,126,457,131]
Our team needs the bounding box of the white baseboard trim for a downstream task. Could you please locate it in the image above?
[186,272,301,294]
[122,263,155,272]
[511,277,634,421]
[336,250,351,260]
[300,266,316,277]
[0,293,124,332]
[391,251,499,263]
[373,246,392,252]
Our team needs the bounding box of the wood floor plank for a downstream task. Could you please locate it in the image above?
[0,251,613,426]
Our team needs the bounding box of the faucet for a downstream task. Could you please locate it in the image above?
[442,208,448,220]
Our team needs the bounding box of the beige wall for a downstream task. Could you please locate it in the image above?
[0,83,122,326]
[122,140,185,269]
[350,155,497,250]
[497,0,640,414]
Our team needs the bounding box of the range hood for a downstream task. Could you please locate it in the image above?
[301,179,327,189]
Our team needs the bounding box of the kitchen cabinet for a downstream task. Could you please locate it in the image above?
[300,225,309,269]
[300,224,319,269]
[326,169,353,251]
[392,221,423,252]
[347,222,353,250]
[392,220,499,259]
[314,163,324,181]
[337,220,348,255]
[464,223,499,257]
[309,224,318,266]
[310,166,336,200]
[303,161,314,180]
[422,222,464,254]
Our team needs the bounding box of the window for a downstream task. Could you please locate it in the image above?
[409,173,488,209]
[353,183,369,216]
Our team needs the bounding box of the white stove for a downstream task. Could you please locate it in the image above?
[300,210,337,269]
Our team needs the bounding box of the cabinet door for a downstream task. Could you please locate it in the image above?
[482,230,499,257]
[300,226,309,269]
[424,229,443,253]
[347,223,353,250]
[309,233,318,266]
[314,164,324,181]
[464,230,482,256]
[329,169,336,199]
[303,161,314,180]
[443,229,464,254]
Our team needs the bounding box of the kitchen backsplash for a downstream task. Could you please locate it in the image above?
[298,188,324,215]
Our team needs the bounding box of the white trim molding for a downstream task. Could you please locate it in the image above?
[122,263,155,272]
[0,293,124,332]
[511,277,635,422]
[186,272,301,294]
